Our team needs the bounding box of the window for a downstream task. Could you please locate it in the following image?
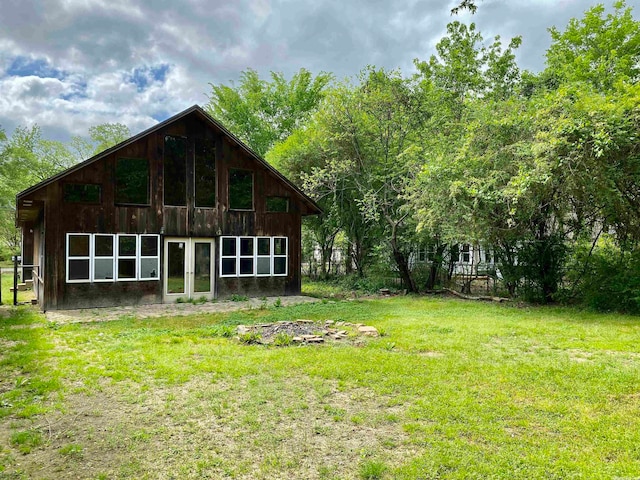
[256,237,271,276]
[93,234,115,281]
[461,244,471,263]
[229,169,253,210]
[266,196,289,213]
[140,235,159,280]
[117,235,137,281]
[195,138,216,207]
[220,237,237,276]
[116,158,149,205]
[64,184,101,203]
[164,136,187,206]
[220,236,288,278]
[273,237,287,276]
[66,233,159,283]
[66,234,91,283]
[239,237,254,276]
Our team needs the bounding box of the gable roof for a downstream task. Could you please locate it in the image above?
[16,105,322,215]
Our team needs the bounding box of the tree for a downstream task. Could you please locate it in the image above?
[206,68,333,157]
[545,1,640,92]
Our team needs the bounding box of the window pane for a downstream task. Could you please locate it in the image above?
[274,257,286,275]
[240,237,253,256]
[141,236,158,256]
[222,238,236,256]
[64,184,101,203]
[140,258,159,279]
[69,235,89,257]
[195,139,216,207]
[194,243,211,292]
[257,257,270,275]
[94,258,114,280]
[167,242,185,292]
[164,136,187,206]
[119,236,137,256]
[274,238,286,256]
[221,258,236,275]
[229,169,253,210]
[116,158,149,204]
[257,238,270,256]
[240,258,254,275]
[95,235,113,257]
[266,196,289,212]
[118,259,136,279]
[69,259,90,280]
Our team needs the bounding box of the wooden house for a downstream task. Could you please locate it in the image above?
[15,105,321,310]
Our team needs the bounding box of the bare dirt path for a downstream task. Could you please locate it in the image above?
[44,296,321,324]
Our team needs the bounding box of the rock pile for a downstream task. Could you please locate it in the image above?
[236,319,379,345]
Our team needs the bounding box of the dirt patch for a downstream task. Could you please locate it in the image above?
[45,296,321,324]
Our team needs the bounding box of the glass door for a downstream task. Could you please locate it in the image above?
[163,238,215,302]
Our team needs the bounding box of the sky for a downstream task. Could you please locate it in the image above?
[0,0,637,143]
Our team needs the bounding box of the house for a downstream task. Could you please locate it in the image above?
[15,105,321,310]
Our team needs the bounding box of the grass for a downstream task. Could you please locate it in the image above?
[0,294,639,478]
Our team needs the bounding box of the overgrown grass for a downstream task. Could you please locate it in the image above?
[1,296,639,478]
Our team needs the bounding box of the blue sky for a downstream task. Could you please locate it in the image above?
[0,0,637,144]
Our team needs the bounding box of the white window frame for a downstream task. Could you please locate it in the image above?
[219,236,288,278]
[66,233,91,283]
[139,235,160,281]
[220,236,238,278]
[273,237,288,277]
[461,243,471,263]
[238,237,255,277]
[116,234,138,282]
[256,237,272,277]
[93,234,115,283]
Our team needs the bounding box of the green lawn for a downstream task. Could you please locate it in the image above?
[1,296,639,479]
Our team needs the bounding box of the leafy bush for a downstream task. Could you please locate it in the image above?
[564,237,640,314]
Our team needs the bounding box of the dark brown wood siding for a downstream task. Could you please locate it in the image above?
[22,112,307,309]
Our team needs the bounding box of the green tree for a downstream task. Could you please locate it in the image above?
[206,68,333,157]
[545,0,640,92]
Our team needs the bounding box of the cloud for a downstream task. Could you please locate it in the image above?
[0,0,628,145]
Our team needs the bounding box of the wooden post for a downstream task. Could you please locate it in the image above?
[13,255,19,306]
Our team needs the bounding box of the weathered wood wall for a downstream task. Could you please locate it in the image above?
[21,112,308,309]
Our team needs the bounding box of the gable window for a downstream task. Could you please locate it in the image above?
[66,234,91,282]
[195,138,216,208]
[266,196,289,213]
[93,234,115,281]
[164,136,187,206]
[115,158,149,205]
[64,184,101,204]
[220,236,287,278]
[228,169,253,210]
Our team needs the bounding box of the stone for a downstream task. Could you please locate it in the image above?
[296,319,314,324]
[292,337,303,343]
[358,326,379,337]
[300,334,318,340]
[336,321,345,326]
[237,325,250,335]
[325,320,335,326]
[306,337,324,343]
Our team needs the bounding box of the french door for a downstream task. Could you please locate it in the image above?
[163,238,215,302]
